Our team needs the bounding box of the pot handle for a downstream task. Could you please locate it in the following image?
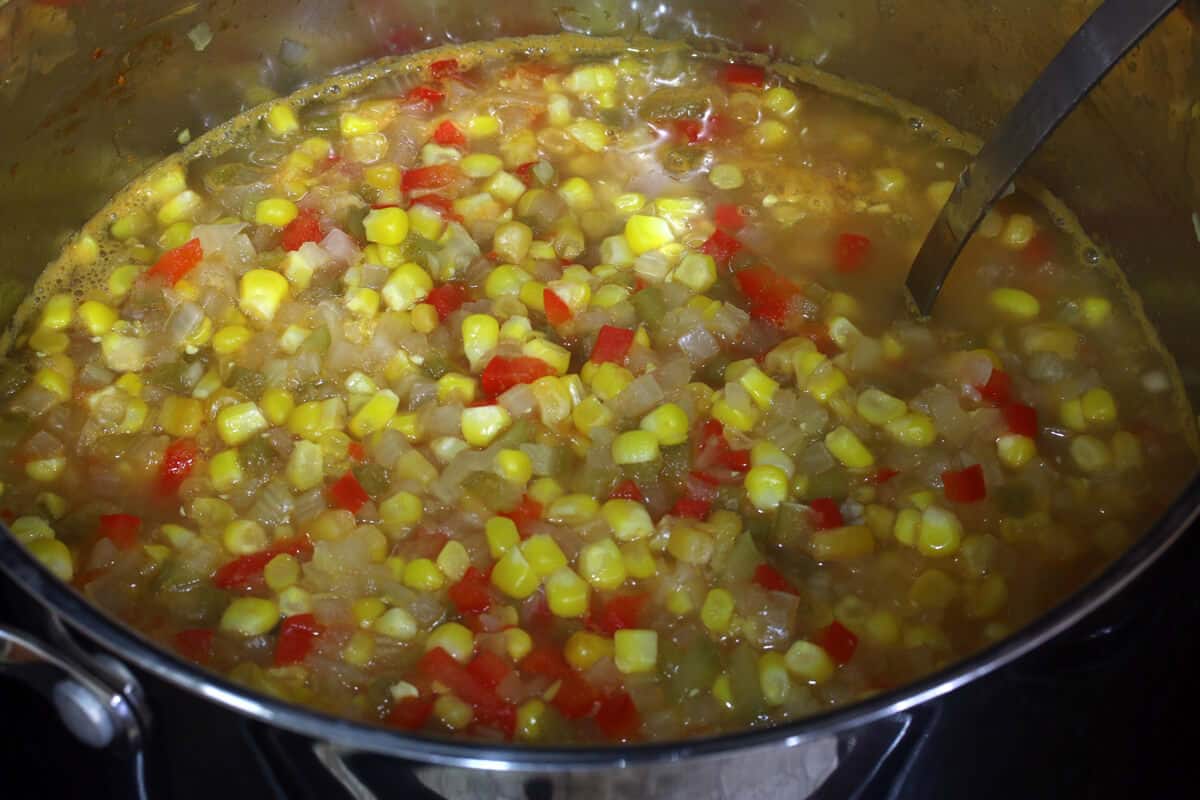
[0,622,153,800]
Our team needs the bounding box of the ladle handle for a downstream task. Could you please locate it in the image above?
[906,0,1180,315]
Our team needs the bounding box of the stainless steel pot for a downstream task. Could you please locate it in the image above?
[2,1,1199,797]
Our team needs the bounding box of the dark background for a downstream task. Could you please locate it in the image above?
[3,525,1197,800]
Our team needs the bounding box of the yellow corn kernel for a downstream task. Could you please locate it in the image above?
[996,433,1036,469]
[519,534,566,577]
[621,541,658,579]
[277,585,313,616]
[348,390,399,439]
[857,388,907,426]
[545,495,598,527]
[280,440,321,492]
[406,303,438,334]
[76,301,118,337]
[216,402,269,446]
[1081,387,1117,426]
[381,263,432,311]
[403,558,445,592]
[637,403,688,447]
[750,119,790,149]
[745,465,790,510]
[1060,398,1087,432]
[712,674,734,707]
[1071,434,1112,472]
[263,553,300,592]
[989,287,1040,320]
[750,441,795,479]
[238,269,289,322]
[611,429,660,464]
[669,251,717,292]
[359,206,408,246]
[700,588,735,634]
[589,362,633,401]
[33,369,70,403]
[492,625,530,663]
[352,597,387,628]
[433,373,475,405]
[344,287,380,318]
[110,212,150,241]
[592,284,630,309]
[484,264,531,299]
[377,492,421,538]
[211,325,251,355]
[426,622,475,664]
[885,413,937,447]
[462,314,500,371]
[667,526,715,566]
[341,630,376,667]
[373,606,418,641]
[918,507,963,557]
[220,597,279,636]
[12,516,54,543]
[736,369,778,412]
[467,114,501,138]
[29,327,68,356]
[806,365,848,403]
[514,698,546,742]
[1001,213,1035,249]
[572,396,614,436]
[763,86,800,117]
[208,449,243,491]
[255,198,299,227]
[430,540,468,583]
[578,538,626,591]
[522,338,571,375]
[825,426,875,469]
[491,547,540,599]
[809,525,876,561]
[785,640,835,683]
[711,393,761,432]
[157,190,203,225]
[758,652,793,706]
[910,568,959,610]
[260,388,294,427]
[664,586,693,616]
[267,103,300,135]
[601,499,654,542]
[545,567,590,618]
[222,519,268,555]
[106,264,140,301]
[493,449,532,484]
[557,176,595,211]
[27,539,73,581]
[114,372,142,397]
[1080,296,1112,328]
[564,631,613,672]
[485,516,521,558]
[461,404,512,448]
[625,214,674,255]
[964,574,1009,619]
[566,118,609,152]
[613,629,657,674]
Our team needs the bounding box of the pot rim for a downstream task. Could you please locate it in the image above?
[2,470,1197,769]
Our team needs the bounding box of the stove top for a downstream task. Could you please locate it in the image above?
[4,527,1197,800]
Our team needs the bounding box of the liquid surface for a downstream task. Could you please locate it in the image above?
[0,36,1194,744]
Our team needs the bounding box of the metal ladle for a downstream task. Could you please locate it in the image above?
[906,0,1180,315]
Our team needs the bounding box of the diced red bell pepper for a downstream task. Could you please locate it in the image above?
[425,283,468,320]
[387,697,434,730]
[753,563,799,595]
[420,647,515,735]
[663,114,732,144]
[834,233,872,273]
[498,495,543,537]
[942,463,987,503]
[347,441,366,463]
[595,691,641,740]
[329,471,370,513]
[274,613,323,666]
[212,536,313,591]
[722,63,766,88]
[147,238,203,286]
[281,209,323,251]
[174,628,214,665]
[429,58,460,79]
[432,119,467,148]
[158,438,199,495]
[1021,231,1056,266]
[714,203,746,232]
[872,467,899,485]
[817,620,859,665]
[593,593,649,635]
[520,646,572,681]
[699,229,743,266]
[1003,403,1038,438]
[448,567,493,615]
[671,118,704,143]
[514,160,539,186]
[735,264,801,326]
[404,85,445,107]
[977,369,1012,407]
[717,447,751,472]
[608,480,644,503]
[98,513,141,550]
[402,164,459,192]
[480,356,557,397]
[671,495,712,520]
[552,672,601,720]
[410,193,463,222]
[809,498,844,530]
[590,325,635,364]
[543,288,572,326]
[466,649,511,689]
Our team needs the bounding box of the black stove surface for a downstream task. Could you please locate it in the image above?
[4,526,1197,800]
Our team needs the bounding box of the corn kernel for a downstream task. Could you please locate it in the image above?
[572,396,614,436]
[255,198,299,227]
[639,403,689,447]
[825,426,874,469]
[910,568,958,610]
[76,301,118,337]
[462,314,500,371]
[348,390,399,439]
[267,103,300,135]
[351,597,387,628]
[745,465,789,510]
[785,640,835,683]
[223,519,268,555]
[467,115,500,138]
[545,567,590,618]
[379,263,432,312]
[996,433,1036,469]
[494,449,533,484]
[1001,214,1035,249]
[566,119,609,152]
[857,388,907,426]
[601,499,654,542]
[613,629,657,674]
[209,449,243,491]
[558,176,595,210]
[263,553,300,592]
[238,269,289,322]
[220,597,279,636]
[711,392,760,432]
[701,588,735,634]
[258,388,294,428]
[612,430,660,464]
[369,606,416,641]
[712,674,734,707]
[491,547,540,599]
[504,627,533,662]
[758,652,793,706]
[12,517,54,543]
[763,86,800,117]
[522,338,571,375]
[885,413,937,447]
[1080,296,1112,328]
[280,440,321,492]
[403,558,445,592]
[1081,387,1117,426]
[342,630,375,667]
[667,526,715,565]
[1071,434,1112,472]
[546,494,599,525]
[666,586,695,615]
[564,630,613,672]
[426,622,475,663]
[620,541,657,579]
[625,214,674,255]
[989,287,1040,320]
[738,367,779,410]
[578,538,626,591]
[461,404,512,448]
[158,190,203,225]
[485,516,521,558]
[918,507,963,557]
[750,441,795,479]
[529,376,572,426]
[520,534,567,577]
[216,401,269,446]
[27,539,73,581]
